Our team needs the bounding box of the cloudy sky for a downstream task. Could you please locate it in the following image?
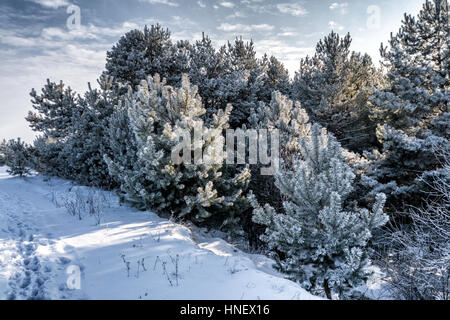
[0,0,424,142]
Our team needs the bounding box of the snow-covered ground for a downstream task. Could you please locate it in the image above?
[0,166,321,300]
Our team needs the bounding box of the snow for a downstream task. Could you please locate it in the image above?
[351,265,393,300]
[0,166,320,300]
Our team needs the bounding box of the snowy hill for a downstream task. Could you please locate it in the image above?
[0,167,319,300]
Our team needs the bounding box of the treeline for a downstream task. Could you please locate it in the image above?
[2,0,448,300]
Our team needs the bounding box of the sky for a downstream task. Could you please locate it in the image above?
[0,0,425,142]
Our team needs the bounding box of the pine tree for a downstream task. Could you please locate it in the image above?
[26,79,78,177]
[368,0,449,211]
[106,74,250,230]
[31,135,62,175]
[249,90,311,176]
[63,76,118,187]
[221,37,265,128]
[259,55,291,102]
[27,79,77,140]
[0,139,7,166]
[336,53,385,152]
[104,98,140,196]
[165,39,191,86]
[246,91,310,248]
[293,32,351,115]
[105,24,188,87]
[293,32,383,153]
[250,123,388,299]
[105,28,149,87]
[188,33,225,119]
[105,27,291,130]
[4,138,32,177]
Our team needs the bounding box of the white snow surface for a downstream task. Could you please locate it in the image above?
[0,167,320,300]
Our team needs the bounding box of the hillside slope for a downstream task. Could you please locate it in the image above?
[0,167,319,300]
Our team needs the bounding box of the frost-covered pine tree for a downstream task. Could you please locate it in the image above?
[188,33,226,119]
[0,139,6,166]
[165,39,191,86]
[105,24,169,86]
[105,24,189,87]
[338,53,385,151]
[259,54,291,103]
[250,124,388,299]
[189,34,290,128]
[293,32,384,152]
[105,27,287,129]
[249,90,311,181]
[220,37,265,128]
[27,79,77,140]
[104,97,140,195]
[368,0,449,211]
[250,91,311,156]
[105,74,250,230]
[246,92,311,247]
[26,79,78,176]
[63,76,117,187]
[4,138,32,177]
[293,32,351,117]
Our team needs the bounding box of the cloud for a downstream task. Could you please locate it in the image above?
[253,38,314,74]
[0,41,107,143]
[0,15,162,143]
[170,15,198,28]
[277,31,298,37]
[276,27,299,37]
[0,32,38,47]
[276,3,308,17]
[29,0,70,9]
[328,21,345,31]
[139,0,179,7]
[197,1,206,8]
[242,1,274,15]
[329,2,348,14]
[330,2,348,10]
[220,1,235,8]
[217,23,274,32]
[0,21,140,47]
[226,11,247,19]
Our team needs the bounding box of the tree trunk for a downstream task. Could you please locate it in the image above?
[324,279,332,300]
